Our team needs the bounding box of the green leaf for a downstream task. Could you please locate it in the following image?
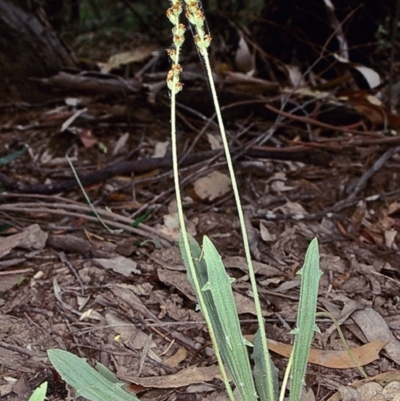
[48,349,140,401]
[180,234,240,401]
[96,361,121,383]
[179,233,208,298]
[253,330,279,401]
[28,381,47,401]
[181,234,258,401]
[202,236,257,401]
[289,238,322,401]
[0,146,29,167]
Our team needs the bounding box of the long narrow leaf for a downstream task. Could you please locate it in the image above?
[253,330,279,401]
[202,236,258,401]
[180,234,258,401]
[48,349,140,401]
[180,233,237,401]
[289,238,322,401]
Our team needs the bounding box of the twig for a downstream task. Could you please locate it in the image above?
[346,146,400,200]
[0,340,46,358]
[265,104,381,136]
[0,203,172,247]
[57,251,85,295]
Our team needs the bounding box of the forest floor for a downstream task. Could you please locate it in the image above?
[1,15,400,401]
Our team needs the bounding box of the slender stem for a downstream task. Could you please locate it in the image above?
[280,353,293,401]
[317,312,367,378]
[170,67,237,401]
[181,0,276,398]
[66,155,118,234]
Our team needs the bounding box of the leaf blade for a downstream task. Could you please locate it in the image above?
[48,349,140,401]
[289,238,322,401]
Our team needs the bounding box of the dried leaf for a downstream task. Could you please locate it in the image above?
[99,45,157,73]
[77,128,98,148]
[154,213,196,242]
[94,256,140,277]
[269,172,295,192]
[163,348,188,368]
[194,171,231,201]
[352,65,381,89]
[206,133,222,150]
[244,335,387,368]
[340,90,400,127]
[327,371,400,401]
[105,312,154,351]
[352,308,400,365]
[0,224,47,258]
[153,141,169,158]
[0,270,32,293]
[234,33,254,74]
[122,365,221,388]
[260,221,277,242]
[223,256,281,276]
[286,65,305,87]
[113,132,130,155]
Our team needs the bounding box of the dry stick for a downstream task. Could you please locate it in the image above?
[0,340,46,358]
[304,135,400,147]
[57,251,85,295]
[0,150,218,194]
[0,201,157,233]
[0,204,172,247]
[217,101,399,146]
[0,147,329,195]
[346,146,400,200]
[266,104,381,136]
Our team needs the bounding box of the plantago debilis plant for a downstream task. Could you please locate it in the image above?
[38,3,324,401]
[168,2,322,401]
[167,2,249,400]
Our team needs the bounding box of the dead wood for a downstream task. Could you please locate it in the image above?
[0,147,330,195]
[35,71,142,96]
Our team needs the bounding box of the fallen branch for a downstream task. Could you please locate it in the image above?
[0,147,330,195]
[33,71,141,95]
